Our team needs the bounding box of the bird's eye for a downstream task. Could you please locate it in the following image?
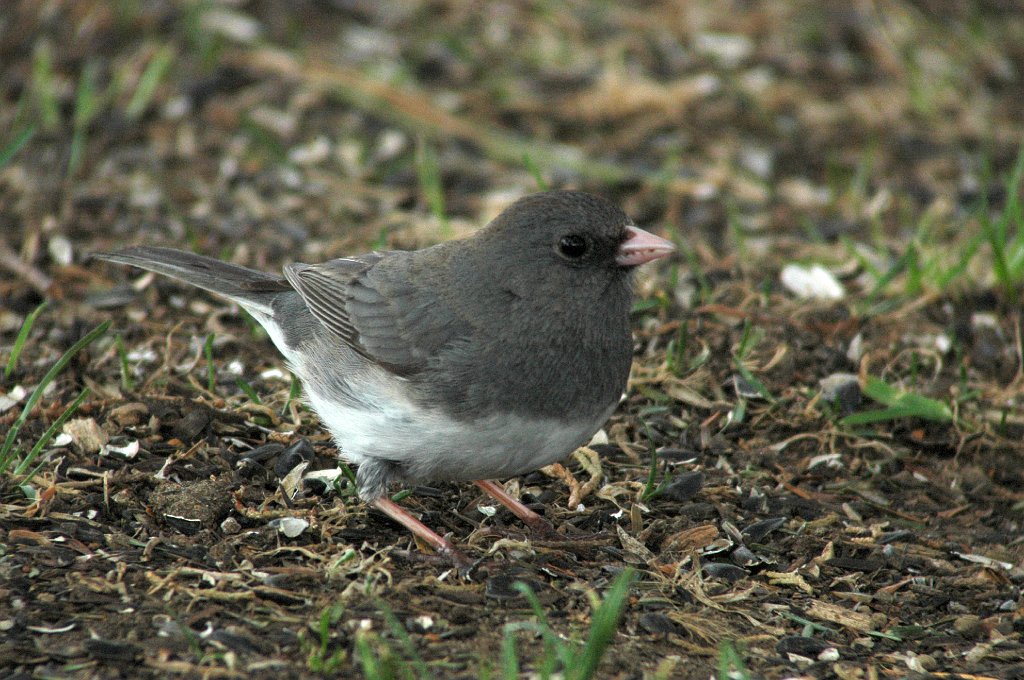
[557,234,589,259]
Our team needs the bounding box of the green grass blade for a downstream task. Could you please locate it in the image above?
[31,42,60,131]
[732,319,775,402]
[68,60,104,175]
[840,375,952,425]
[114,334,134,391]
[513,582,566,676]
[841,406,922,426]
[0,320,110,470]
[639,419,663,501]
[522,153,550,191]
[415,138,450,238]
[13,388,90,476]
[204,333,216,393]
[5,300,48,379]
[283,374,302,415]
[666,320,689,377]
[567,568,636,680]
[861,375,951,421]
[379,602,431,678]
[354,630,382,680]
[0,126,36,169]
[717,640,751,680]
[126,45,175,119]
[234,377,261,404]
[500,628,520,680]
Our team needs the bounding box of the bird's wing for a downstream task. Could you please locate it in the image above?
[283,252,466,375]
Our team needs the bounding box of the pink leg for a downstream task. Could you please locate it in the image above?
[474,480,556,534]
[369,497,471,568]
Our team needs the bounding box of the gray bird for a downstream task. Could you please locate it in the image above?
[95,191,675,565]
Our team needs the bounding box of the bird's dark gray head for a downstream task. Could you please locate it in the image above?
[473,190,637,303]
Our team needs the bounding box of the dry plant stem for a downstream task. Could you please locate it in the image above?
[0,239,51,294]
[369,497,471,567]
[474,479,555,534]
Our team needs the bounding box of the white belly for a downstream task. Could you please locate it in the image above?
[305,385,614,483]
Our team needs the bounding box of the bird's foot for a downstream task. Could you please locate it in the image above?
[473,479,564,540]
[369,497,474,570]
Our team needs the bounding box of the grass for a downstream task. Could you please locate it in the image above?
[4,300,47,379]
[845,146,1024,303]
[125,44,175,120]
[0,126,36,170]
[716,640,752,680]
[849,223,982,305]
[415,138,451,238]
[314,569,636,679]
[68,59,104,176]
[304,603,347,674]
[114,334,134,391]
[4,4,1022,679]
[30,41,60,132]
[283,374,302,416]
[0,320,111,477]
[839,374,953,427]
[980,147,1024,297]
[732,319,774,403]
[640,420,668,501]
[522,152,551,191]
[502,568,636,680]
[27,37,176,176]
[234,376,262,404]
[15,389,92,484]
[204,332,217,393]
[664,320,689,377]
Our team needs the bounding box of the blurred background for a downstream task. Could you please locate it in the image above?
[3,1,1022,290]
[2,2,1024,678]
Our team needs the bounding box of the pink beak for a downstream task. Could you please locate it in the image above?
[615,225,676,267]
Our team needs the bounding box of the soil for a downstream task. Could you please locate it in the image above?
[2,2,1023,678]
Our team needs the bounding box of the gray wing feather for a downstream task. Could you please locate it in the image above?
[284,252,467,375]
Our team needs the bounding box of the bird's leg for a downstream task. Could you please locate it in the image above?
[474,479,559,537]
[369,497,472,568]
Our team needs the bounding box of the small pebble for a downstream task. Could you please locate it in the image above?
[953,614,981,637]
[639,613,678,635]
[741,516,786,543]
[818,373,861,414]
[702,562,747,582]
[274,439,316,478]
[661,471,704,502]
[776,635,830,657]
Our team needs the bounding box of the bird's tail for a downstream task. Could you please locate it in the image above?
[93,246,288,315]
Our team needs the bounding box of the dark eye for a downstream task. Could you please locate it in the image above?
[557,234,589,259]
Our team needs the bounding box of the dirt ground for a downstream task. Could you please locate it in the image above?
[2,2,1023,678]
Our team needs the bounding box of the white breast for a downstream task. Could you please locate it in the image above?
[305,384,615,483]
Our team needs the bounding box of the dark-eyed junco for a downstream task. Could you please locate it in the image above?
[95,191,675,565]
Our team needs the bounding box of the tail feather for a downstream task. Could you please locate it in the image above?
[93,246,289,315]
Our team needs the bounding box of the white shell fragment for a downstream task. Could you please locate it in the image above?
[0,385,28,413]
[780,264,845,300]
[48,235,74,266]
[953,551,1013,571]
[270,517,309,538]
[102,440,140,459]
[303,468,345,492]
